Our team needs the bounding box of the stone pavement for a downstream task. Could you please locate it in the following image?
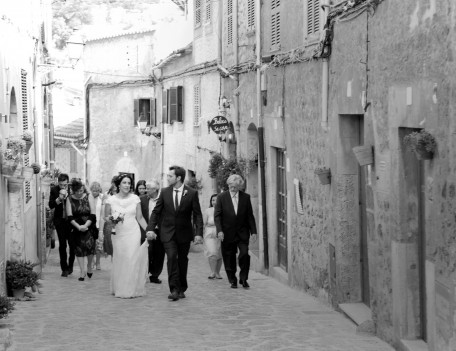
[6,245,395,351]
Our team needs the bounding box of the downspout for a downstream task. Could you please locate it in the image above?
[256,0,269,270]
[48,71,55,171]
[321,3,330,130]
[233,0,240,154]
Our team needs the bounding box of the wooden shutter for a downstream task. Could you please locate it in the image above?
[169,87,178,124]
[193,85,200,126]
[133,99,139,126]
[227,0,233,45]
[21,69,32,203]
[271,0,281,51]
[247,0,255,29]
[177,86,183,122]
[307,0,320,36]
[205,0,212,22]
[162,89,168,123]
[150,98,156,127]
[195,0,202,27]
[70,149,77,173]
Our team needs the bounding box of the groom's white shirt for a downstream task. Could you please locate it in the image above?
[173,183,185,208]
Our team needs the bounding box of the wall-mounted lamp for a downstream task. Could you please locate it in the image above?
[0,114,7,123]
[220,95,231,109]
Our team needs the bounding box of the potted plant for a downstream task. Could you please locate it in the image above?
[352,145,374,166]
[403,130,437,160]
[40,167,61,187]
[21,166,34,180]
[31,162,41,174]
[1,149,20,177]
[0,295,15,319]
[314,166,331,185]
[6,137,25,156]
[22,131,33,153]
[6,261,39,299]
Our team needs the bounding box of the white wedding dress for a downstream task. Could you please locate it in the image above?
[106,194,149,298]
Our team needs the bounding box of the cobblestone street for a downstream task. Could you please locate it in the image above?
[5,243,394,351]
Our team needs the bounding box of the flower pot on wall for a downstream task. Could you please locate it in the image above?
[21,167,34,181]
[315,168,331,185]
[414,147,433,160]
[352,145,374,166]
[1,159,18,177]
[12,288,25,299]
[24,141,33,153]
[8,177,24,193]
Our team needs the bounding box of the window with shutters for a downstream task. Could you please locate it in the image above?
[162,89,168,123]
[227,0,233,45]
[70,149,78,173]
[168,86,183,123]
[133,98,157,127]
[193,85,200,126]
[247,0,255,30]
[306,0,321,37]
[21,69,32,203]
[195,0,202,27]
[205,0,212,23]
[270,0,281,51]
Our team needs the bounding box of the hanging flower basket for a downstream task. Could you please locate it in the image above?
[403,130,436,161]
[8,177,24,193]
[24,141,33,153]
[22,166,34,181]
[1,159,19,177]
[352,145,374,166]
[314,167,331,185]
[31,162,41,174]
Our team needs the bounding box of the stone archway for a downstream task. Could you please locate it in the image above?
[246,123,259,256]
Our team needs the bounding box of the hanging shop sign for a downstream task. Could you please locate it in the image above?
[208,115,230,135]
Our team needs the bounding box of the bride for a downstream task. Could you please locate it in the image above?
[104,174,155,298]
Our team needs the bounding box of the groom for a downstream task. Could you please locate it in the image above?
[146,165,203,301]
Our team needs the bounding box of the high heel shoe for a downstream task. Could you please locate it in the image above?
[87,272,93,278]
[78,275,86,281]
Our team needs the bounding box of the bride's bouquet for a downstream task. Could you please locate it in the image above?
[109,211,125,225]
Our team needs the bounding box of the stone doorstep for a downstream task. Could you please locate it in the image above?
[0,328,12,351]
[339,302,372,326]
[399,339,429,351]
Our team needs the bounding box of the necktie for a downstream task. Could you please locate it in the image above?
[233,194,238,215]
[174,190,179,209]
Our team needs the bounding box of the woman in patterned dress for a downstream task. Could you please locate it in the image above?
[66,178,97,281]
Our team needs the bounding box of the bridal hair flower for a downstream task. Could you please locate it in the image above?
[109,211,125,224]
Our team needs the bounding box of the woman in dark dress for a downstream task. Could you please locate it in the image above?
[66,178,97,281]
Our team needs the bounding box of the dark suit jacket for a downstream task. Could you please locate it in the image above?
[146,185,203,244]
[49,185,66,221]
[140,194,160,242]
[214,190,257,243]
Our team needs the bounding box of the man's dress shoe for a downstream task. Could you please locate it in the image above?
[230,281,238,289]
[240,280,250,288]
[168,291,179,301]
[178,292,186,299]
[61,271,68,277]
[150,277,162,284]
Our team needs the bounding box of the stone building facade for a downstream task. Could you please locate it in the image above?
[215,0,455,350]
[0,0,52,285]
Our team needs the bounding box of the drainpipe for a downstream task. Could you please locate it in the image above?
[256,0,269,270]
[321,2,330,130]
[48,71,55,172]
[233,0,240,155]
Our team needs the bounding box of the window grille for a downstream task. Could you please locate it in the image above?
[193,85,200,126]
[21,69,31,203]
[195,0,202,27]
[247,0,255,29]
[271,0,281,51]
[306,0,321,36]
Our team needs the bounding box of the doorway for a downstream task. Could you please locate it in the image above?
[400,127,427,341]
[277,148,287,271]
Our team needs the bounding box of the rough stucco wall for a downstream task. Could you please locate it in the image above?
[193,0,220,65]
[87,85,160,191]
